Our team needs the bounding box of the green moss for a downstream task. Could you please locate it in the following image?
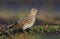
[32,25,60,33]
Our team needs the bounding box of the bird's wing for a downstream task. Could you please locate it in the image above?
[18,16,30,25]
[9,15,32,29]
[10,16,29,29]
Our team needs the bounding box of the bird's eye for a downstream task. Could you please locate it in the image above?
[33,9,35,11]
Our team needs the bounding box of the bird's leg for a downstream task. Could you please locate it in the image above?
[25,28,30,32]
[22,29,27,34]
[25,27,32,33]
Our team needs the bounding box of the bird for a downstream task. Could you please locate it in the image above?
[0,8,38,38]
[9,8,38,33]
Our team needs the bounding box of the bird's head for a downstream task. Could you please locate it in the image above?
[30,8,38,15]
[30,8,38,14]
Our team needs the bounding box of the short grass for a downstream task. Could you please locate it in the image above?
[0,25,60,39]
[32,25,60,33]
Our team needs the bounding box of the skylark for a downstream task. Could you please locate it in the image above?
[9,8,38,33]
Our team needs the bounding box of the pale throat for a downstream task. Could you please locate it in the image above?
[29,12,37,17]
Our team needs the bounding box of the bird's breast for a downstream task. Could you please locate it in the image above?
[22,17,36,30]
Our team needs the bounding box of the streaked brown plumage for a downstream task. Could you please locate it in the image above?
[0,8,38,38]
[9,8,38,32]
